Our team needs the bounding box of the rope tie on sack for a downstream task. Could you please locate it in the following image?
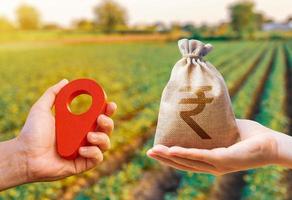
[179,39,213,59]
[183,54,202,59]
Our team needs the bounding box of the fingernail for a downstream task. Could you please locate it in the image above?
[79,147,87,153]
[61,79,69,83]
[146,149,154,156]
[90,133,99,141]
[111,102,117,110]
[99,115,109,126]
[98,114,106,121]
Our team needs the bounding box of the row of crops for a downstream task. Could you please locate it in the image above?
[242,42,288,200]
[0,40,291,199]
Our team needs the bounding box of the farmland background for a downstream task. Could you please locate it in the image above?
[0,0,292,200]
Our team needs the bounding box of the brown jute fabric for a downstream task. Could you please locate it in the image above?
[154,39,239,149]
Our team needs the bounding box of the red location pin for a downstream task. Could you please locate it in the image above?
[55,79,106,160]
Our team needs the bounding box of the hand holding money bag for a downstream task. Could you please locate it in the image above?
[154,39,239,149]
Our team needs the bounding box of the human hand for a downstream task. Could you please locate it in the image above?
[147,119,292,176]
[16,79,117,182]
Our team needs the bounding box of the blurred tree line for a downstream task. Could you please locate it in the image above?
[229,1,266,39]
[0,4,41,31]
[0,0,291,39]
[0,0,128,33]
[16,4,40,30]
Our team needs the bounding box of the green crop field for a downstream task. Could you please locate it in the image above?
[0,39,291,200]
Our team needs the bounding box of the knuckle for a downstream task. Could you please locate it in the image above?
[96,155,103,163]
[104,119,114,133]
[95,149,103,162]
[107,118,114,127]
[100,136,110,148]
[105,136,111,146]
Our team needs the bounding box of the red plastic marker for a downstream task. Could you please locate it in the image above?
[55,79,106,160]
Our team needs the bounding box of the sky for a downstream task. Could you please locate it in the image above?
[0,0,291,27]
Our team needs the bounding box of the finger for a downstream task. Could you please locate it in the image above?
[149,146,217,172]
[84,158,99,170]
[97,114,114,134]
[86,158,102,170]
[147,150,195,171]
[150,145,170,155]
[105,102,117,116]
[33,79,69,111]
[87,132,111,151]
[149,153,210,174]
[169,155,217,171]
[79,146,103,163]
[169,146,218,164]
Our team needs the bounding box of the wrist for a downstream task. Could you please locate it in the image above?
[14,137,30,183]
[271,131,292,168]
[0,137,29,190]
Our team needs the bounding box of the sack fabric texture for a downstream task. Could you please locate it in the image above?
[154,39,239,149]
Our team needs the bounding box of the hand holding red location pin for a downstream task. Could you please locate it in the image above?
[55,79,106,160]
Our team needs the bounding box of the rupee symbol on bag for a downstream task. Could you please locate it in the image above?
[179,86,214,139]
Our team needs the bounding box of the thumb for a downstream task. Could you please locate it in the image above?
[33,79,69,111]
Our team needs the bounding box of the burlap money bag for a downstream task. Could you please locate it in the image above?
[154,39,239,149]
